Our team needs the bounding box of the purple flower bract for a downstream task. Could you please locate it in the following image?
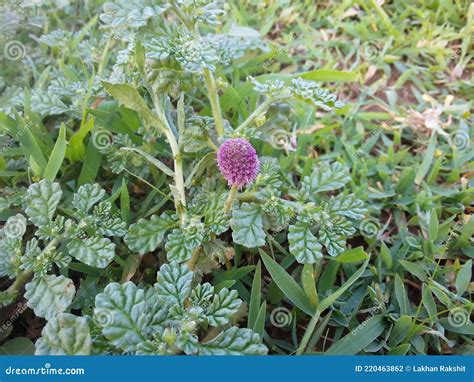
[217,138,260,188]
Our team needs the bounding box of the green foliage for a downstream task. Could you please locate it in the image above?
[0,0,472,357]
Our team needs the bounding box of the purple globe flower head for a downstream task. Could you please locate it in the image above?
[217,138,260,189]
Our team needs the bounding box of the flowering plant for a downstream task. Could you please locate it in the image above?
[0,0,471,357]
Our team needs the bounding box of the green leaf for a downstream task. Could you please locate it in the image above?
[253,302,266,337]
[124,213,176,256]
[318,255,370,312]
[380,242,393,268]
[326,194,367,220]
[94,282,148,352]
[0,338,35,355]
[43,123,67,181]
[325,315,385,355]
[415,134,437,185]
[429,209,438,241]
[121,147,174,177]
[25,275,75,320]
[259,249,315,315]
[0,112,47,175]
[297,69,357,82]
[335,247,368,263]
[300,162,350,199]
[67,236,115,268]
[206,288,241,326]
[155,261,193,306]
[301,263,318,306]
[288,221,322,264]
[72,183,105,216]
[199,327,267,355]
[387,343,411,355]
[394,274,411,315]
[78,139,102,185]
[422,284,437,320]
[248,261,262,329]
[388,315,412,347]
[230,203,265,248]
[35,313,91,355]
[399,260,427,281]
[165,227,203,263]
[24,180,62,227]
[102,82,164,131]
[456,260,472,296]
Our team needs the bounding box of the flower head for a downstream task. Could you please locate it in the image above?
[217,138,260,188]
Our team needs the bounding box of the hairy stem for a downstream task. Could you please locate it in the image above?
[223,185,239,214]
[203,68,225,138]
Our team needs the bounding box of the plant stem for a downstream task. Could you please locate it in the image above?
[187,247,201,271]
[223,185,238,214]
[235,97,273,133]
[296,309,322,355]
[203,68,225,138]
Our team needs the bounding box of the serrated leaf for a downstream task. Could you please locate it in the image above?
[35,313,91,355]
[72,183,105,215]
[24,180,62,227]
[319,227,346,256]
[300,162,350,199]
[155,261,193,306]
[230,203,265,248]
[199,327,267,355]
[124,213,176,256]
[206,288,241,326]
[165,228,203,262]
[25,275,75,320]
[67,236,115,268]
[94,282,148,352]
[288,221,322,264]
[326,194,367,220]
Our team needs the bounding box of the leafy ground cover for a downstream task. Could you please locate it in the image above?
[0,0,472,356]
